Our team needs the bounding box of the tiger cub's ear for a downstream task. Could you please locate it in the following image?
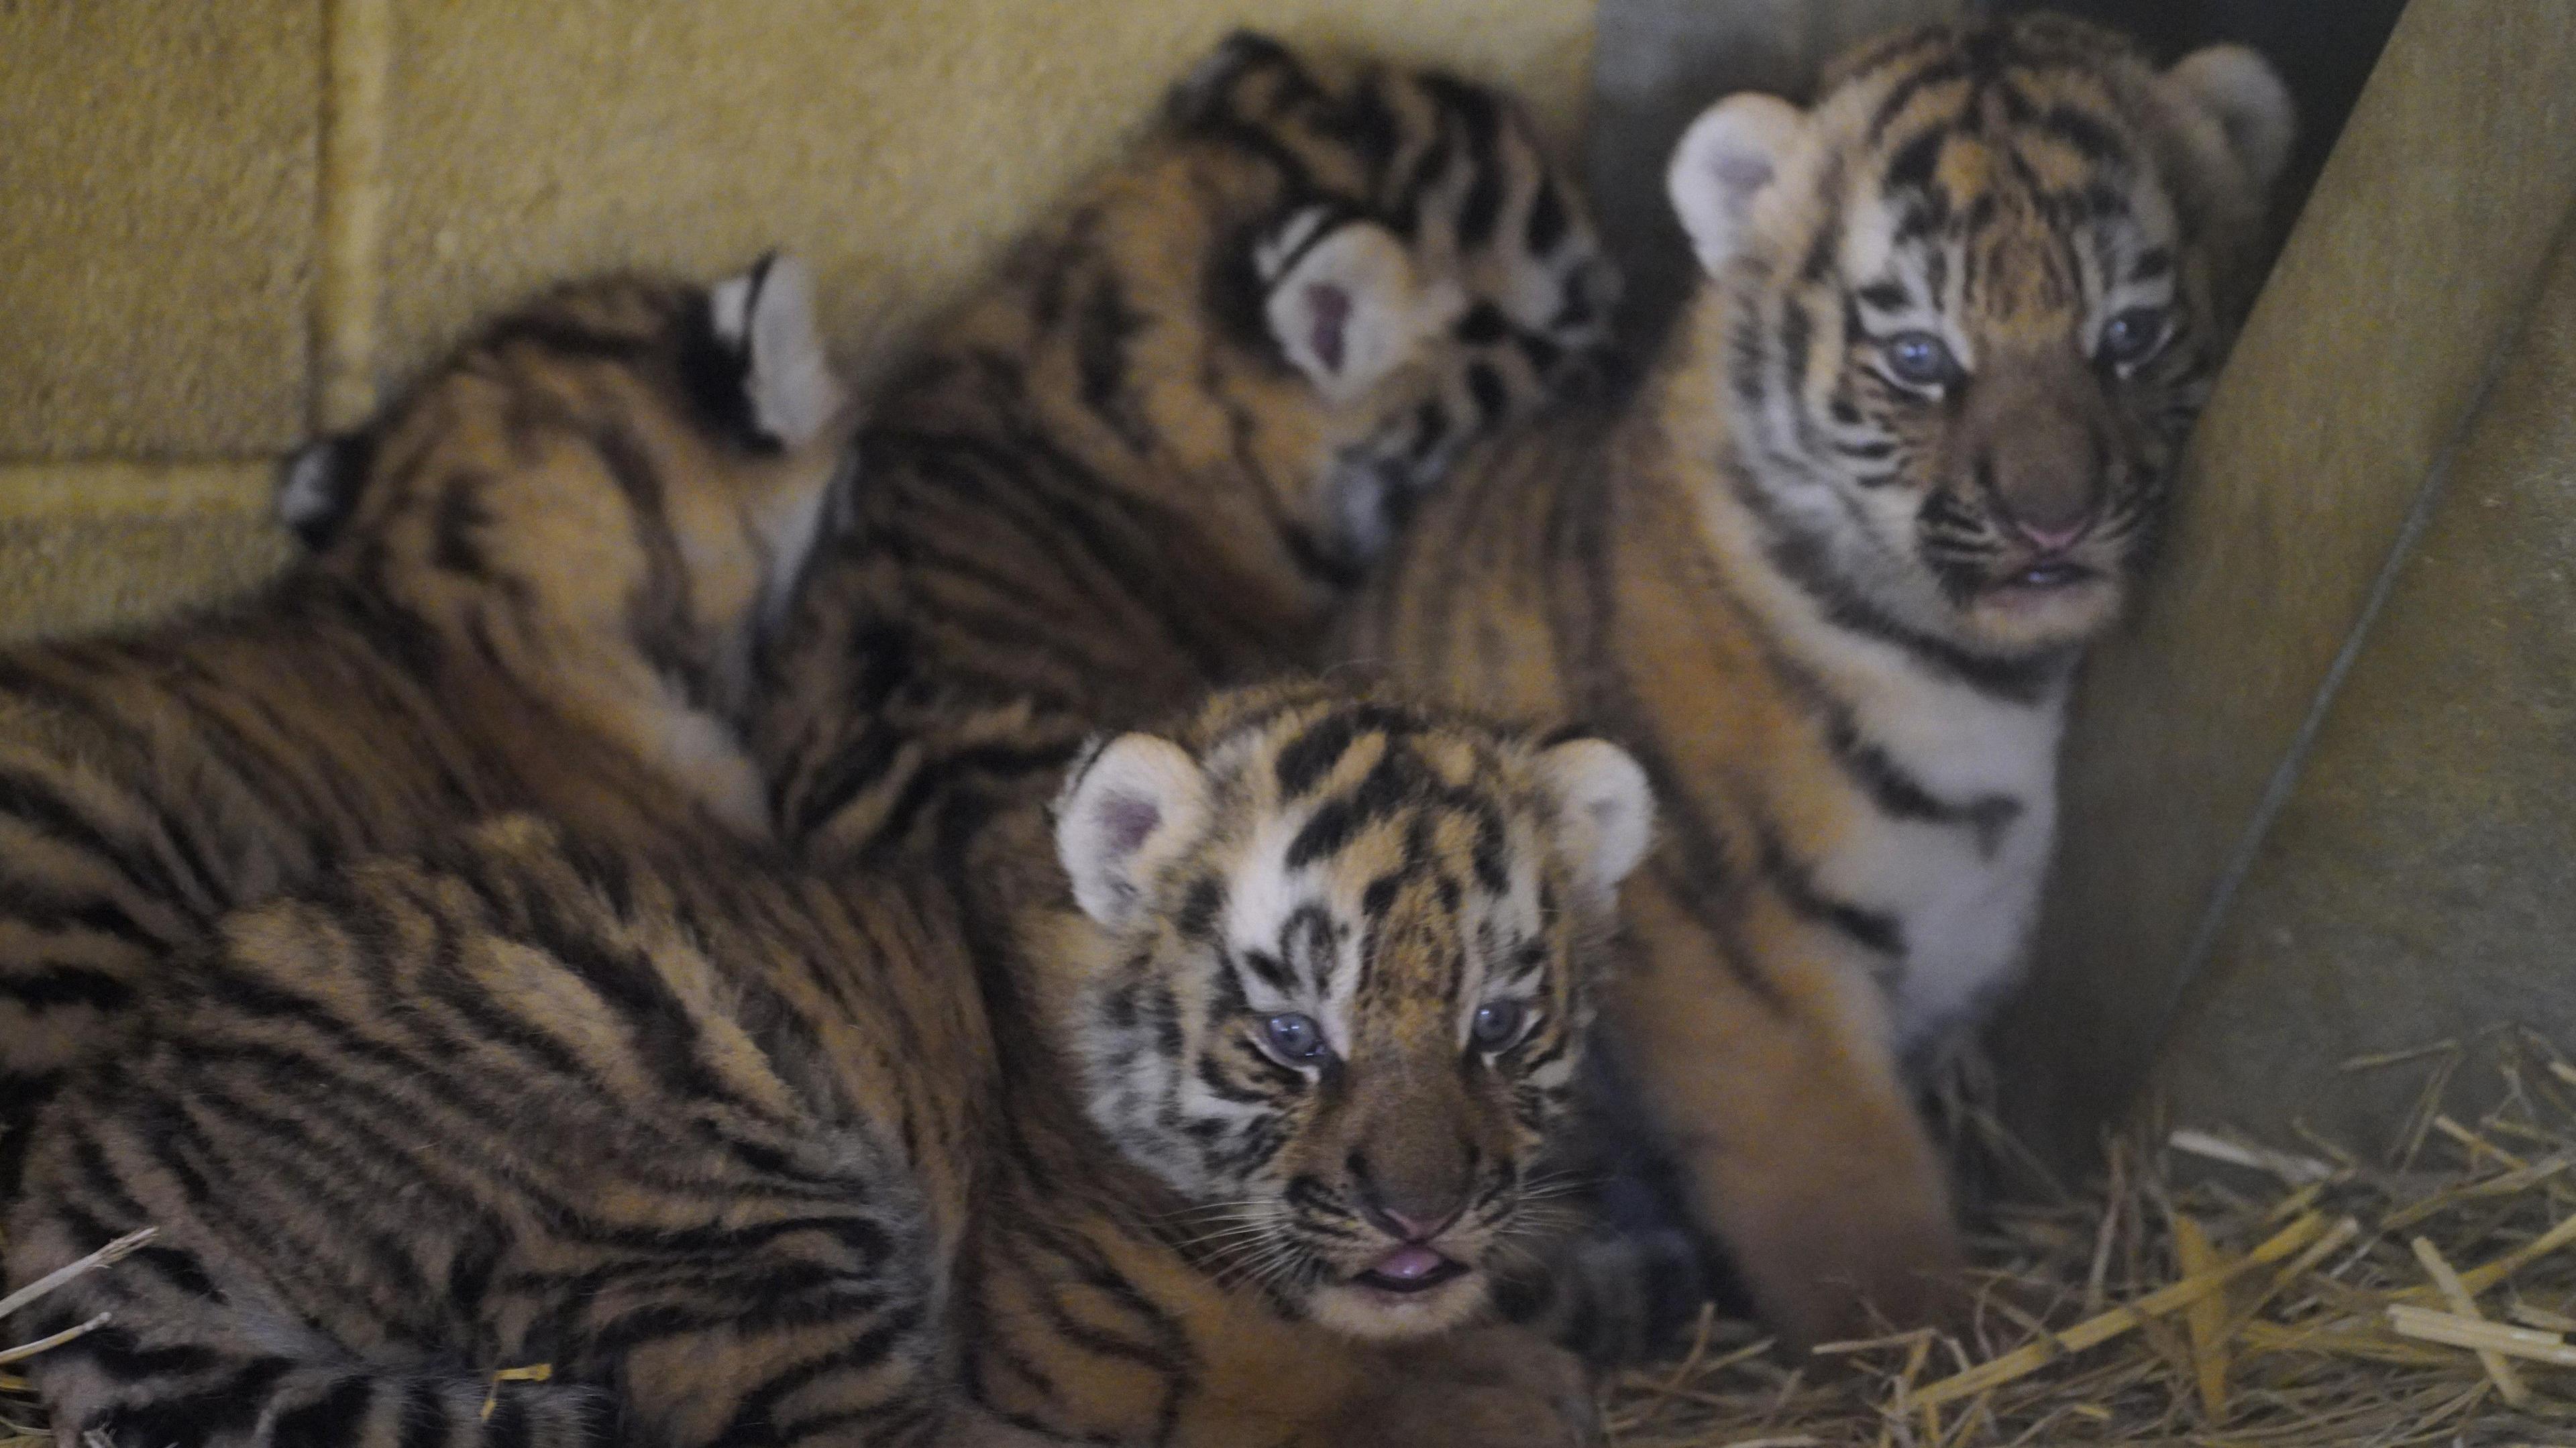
[1056,734,1211,929]
[1667,93,1807,281]
[709,252,849,451]
[706,252,854,636]
[274,429,377,550]
[1534,736,1655,907]
[1168,28,1293,128]
[1257,206,1468,405]
[2162,45,2296,198]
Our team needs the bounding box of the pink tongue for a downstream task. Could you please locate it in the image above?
[1370,1245,1449,1282]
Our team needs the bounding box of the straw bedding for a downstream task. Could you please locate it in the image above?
[9,1032,2576,1447]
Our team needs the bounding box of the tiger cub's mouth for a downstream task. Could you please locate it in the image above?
[1355,1243,1471,1294]
[1996,560,2095,591]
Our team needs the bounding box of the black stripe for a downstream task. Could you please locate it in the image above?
[1883,125,1947,195]
[398,1378,454,1448]
[710,1305,926,1443]
[273,1375,378,1448]
[1075,274,1155,453]
[2037,103,2129,168]
[432,470,496,579]
[1430,78,1504,251]
[1864,56,1966,142]
[1754,820,1903,958]
[0,765,186,905]
[1825,714,2023,855]
[0,960,136,1011]
[1525,177,1568,255]
[1725,463,2068,702]
[1275,706,1396,797]
[484,1394,535,1448]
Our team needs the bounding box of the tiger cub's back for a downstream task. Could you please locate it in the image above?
[0,256,851,1131]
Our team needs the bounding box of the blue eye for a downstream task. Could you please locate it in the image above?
[1261,1012,1328,1063]
[1881,331,1958,388]
[1470,1000,1527,1050]
[2100,307,2171,368]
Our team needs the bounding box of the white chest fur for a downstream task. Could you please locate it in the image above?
[1819,681,2064,1062]
[1725,528,2070,1063]
[1693,474,2076,1066]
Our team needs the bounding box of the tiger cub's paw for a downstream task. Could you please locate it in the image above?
[1345,1327,1603,1448]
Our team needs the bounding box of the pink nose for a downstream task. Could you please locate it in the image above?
[1381,1205,1462,1243]
[2015,517,2090,553]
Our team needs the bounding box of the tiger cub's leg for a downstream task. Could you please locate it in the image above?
[4,1184,610,1447]
[1611,873,1962,1349]
[1306,1326,1601,1448]
[9,1188,1019,1448]
[3,856,981,1448]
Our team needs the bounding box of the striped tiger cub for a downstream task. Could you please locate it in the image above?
[0,257,850,1154]
[755,32,1617,865]
[1341,15,2295,1347]
[9,682,1654,1448]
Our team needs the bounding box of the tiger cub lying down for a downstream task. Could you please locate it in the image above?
[757,31,1617,867]
[0,257,850,1160]
[1343,14,2295,1347]
[9,681,1654,1448]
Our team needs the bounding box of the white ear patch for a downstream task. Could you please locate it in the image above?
[750,448,846,639]
[712,252,849,451]
[1667,93,1808,280]
[275,433,370,549]
[1534,736,1655,905]
[2164,45,2296,199]
[1057,734,1210,928]
[1258,210,1466,404]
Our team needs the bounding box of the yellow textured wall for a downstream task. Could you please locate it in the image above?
[0,0,1598,643]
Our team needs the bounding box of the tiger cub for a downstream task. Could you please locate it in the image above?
[1340,15,2295,1347]
[0,257,849,1148]
[755,32,1616,865]
[9,682,1653,1448]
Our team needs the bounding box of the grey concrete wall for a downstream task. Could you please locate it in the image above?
[1579,0,2576,1163]
[1995,0,2576,1162]
[2151,215,2576,1154]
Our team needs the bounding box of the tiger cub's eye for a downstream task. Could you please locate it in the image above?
[1262,1012,1329,1063]
[1880,331,1959,388]
[1470,1000,1527,1050]
[2099,307,2172,369]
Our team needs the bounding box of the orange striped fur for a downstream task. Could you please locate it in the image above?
[1342,15,2292,1348]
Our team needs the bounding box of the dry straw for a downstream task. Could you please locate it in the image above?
[10,1034,2576,1447]
[1605,1029,2576,1447]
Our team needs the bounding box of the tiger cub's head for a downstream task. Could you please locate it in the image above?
[1051,682,1653,1339]
[990,32,1617,574]
[278,257,854,833]
[1666,15,2293,659]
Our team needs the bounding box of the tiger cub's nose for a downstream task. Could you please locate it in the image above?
[1358,1181,1468,1243]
